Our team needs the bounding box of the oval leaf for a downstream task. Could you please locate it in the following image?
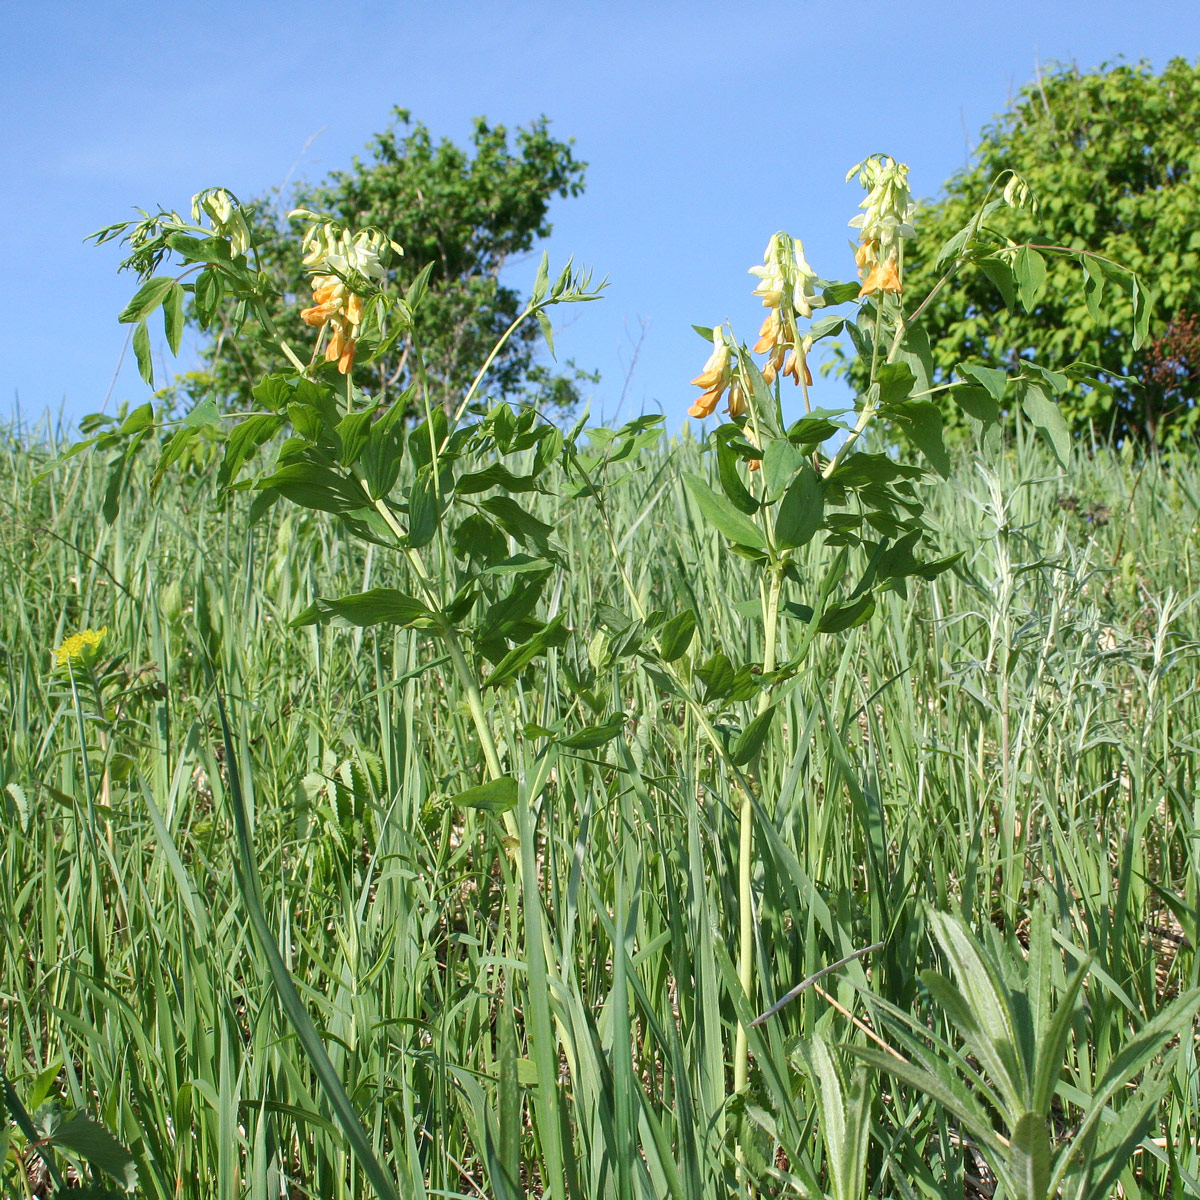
[774,463,824,549]
[451,776,518,813]
[682,472,767,550]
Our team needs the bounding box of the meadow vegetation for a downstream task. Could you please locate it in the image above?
[2,147,1198,1200]
[3,419,1199,1198]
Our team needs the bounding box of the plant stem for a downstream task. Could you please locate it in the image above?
[733,563,784,1094]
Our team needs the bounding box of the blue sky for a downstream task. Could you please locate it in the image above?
[6,1,1198,431]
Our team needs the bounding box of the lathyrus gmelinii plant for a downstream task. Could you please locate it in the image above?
[85,158,1152,1194]
[669,156,1151,1115]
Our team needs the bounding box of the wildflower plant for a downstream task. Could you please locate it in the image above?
[79,151,1165,1198]
[673,152,1154,1150]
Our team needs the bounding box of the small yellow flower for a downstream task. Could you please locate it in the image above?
[54,627,107,667]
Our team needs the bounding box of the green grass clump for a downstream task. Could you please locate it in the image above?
[2,419,1198,1199]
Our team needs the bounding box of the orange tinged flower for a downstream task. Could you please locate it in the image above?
[295,222,392,375]
[689,331,733,418]
[783,347,812,387]
[857,255,902,297]
[753,310,780,356]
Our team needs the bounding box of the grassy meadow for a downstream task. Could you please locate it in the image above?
[2,417,1199,1198]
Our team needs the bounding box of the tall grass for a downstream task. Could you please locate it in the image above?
[2,419,1198,1198]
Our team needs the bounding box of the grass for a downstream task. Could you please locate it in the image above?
[1,415,1198,1198]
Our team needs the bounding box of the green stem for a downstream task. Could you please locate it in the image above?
[353,473,519,846]
[733,564,784,1095]
[454,302,538,423]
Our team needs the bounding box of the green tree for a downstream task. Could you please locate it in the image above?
[902,57,1200,446]
[201,108,591,412]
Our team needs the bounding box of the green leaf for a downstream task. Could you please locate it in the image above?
[819,594,875,633]
[532,250,550,303]
[560,712,627,749]
[484,616,569,689]
[1081,258,1106,321]
[180,398,220,430]
[847,1045,1005,1159]
[828,453,923,489]
[787,409,845,449]
[132,319,153,386]
[118,275,176,323]
[715,426,759,514]
[1131,273,1153,350]
[336,409,374,466]
[696,651,735,702]
[659,610,697,662]
[406,465,439,548]
[952,384,1001,433]
[1010,1112,1052,1200]
[979,256,1017,309]
[774,463,823,549]
[875,362,917,408]
[118,402,155,435]
[48,1111,138,1190]
[192,266,221,326]
[731,705,777,766]
[1019,380,1071,466]
[822,280,863,305]
[163,281,185,355]
[892,401,950,477]
[404,260,435,310]
[481,496,556,550]
[1014,245,1048,311]
[218,414,285,490]
[260,462,360,514]
[895,325,935,395]
[681,472,767,551]
[762,440,806,495]
[291,588,433,629]
[453,513,507,565]
[958,363,1008,405]
[450,776,518,813]
[360,402,408,499]
[809,313,846,340]
[536,309,556,357]
[457,463,541,494]
[165,232,231,264]
[477,569,552,641]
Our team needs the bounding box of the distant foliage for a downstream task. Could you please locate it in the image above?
[901,57,1200,446]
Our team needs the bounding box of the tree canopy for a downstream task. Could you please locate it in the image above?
[198,108,590,412]
[902,57,1200,446]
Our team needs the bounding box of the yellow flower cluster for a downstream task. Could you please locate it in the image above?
[293,215,392,375]
[847,156,916,297]
[302,279,366,375]
[749,233,821,388]
[54,627,107,667]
